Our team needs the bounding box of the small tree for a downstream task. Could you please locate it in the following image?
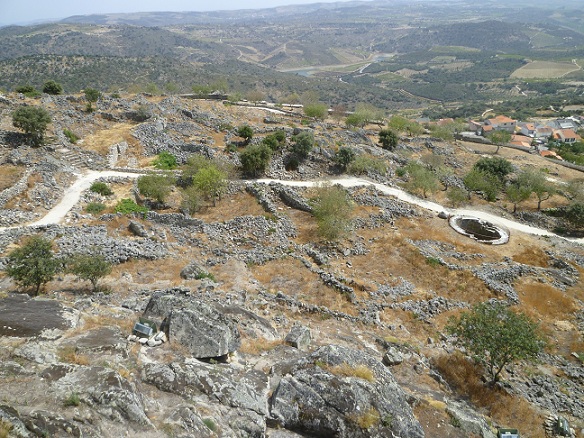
[404,162,439,198]
[67,254,112,292]
[517,168,555,210]
[464,169,502,202]
[237,125,254,145]
[488,130,512,154]
[311,184,354,241]
[335,147,356,170]
[446,302,546,386]
[506,182,532,213]
[291,131,314,159]
[137,173,174,205]
[12,106,52,146]
[240,144,272,177]
[379,128,398,151]
[473,156,514,182]
[564,203,584,229]
[42,80,63,95]
[181,185,202,215]
[303,102,328,120]
[84,88,101,112]
[192,165,228,206]
[90,181,113,196]
[5,235,59,295]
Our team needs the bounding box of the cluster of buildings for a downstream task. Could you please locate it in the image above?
[467,114,583,159]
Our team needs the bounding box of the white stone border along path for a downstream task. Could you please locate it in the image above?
[0,171,582,246]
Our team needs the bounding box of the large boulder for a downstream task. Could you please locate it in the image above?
[142,289,241,358]
[270,345,424,438]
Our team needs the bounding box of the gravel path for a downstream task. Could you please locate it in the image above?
[1,171,582,245]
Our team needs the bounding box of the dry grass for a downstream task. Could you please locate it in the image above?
[193,191,268,222]
[82,123,141,156]
[511,247,550,267]
[346,407,381,429]
[251,258,358,315]
[433,352,546,437]
[58,345,90,366]
[0,165,25,191]
[0,419,12,438]
[239,337,283,355]
[516,281,579,320]
[322,362,375,382]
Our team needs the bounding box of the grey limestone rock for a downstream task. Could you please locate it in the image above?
[180,262,209,280]
[445,400,496,438]
[128,220,148,237]
[143,290,241,358]
[382,347,404,366]
[284,324,311,350]
[269,345,425,438]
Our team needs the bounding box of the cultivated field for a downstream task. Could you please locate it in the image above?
[511,60,581,79]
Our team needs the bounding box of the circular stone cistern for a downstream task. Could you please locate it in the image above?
[449,215,509,245]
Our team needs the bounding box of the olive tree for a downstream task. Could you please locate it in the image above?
[447,302,546,386]
[311,184,354,241]
[192,165,228,206]
[42,80,63,95]
[137,173,174,204]
[12,106,52,146]
[84,88,101,112]
[488,130,512,154]
[240,144,272,177]
[379,128,398,150]
[5,235,59,295]
[237,125,254,145]
[67,254,112,292]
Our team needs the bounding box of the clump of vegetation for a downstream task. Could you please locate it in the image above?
[237,125,254,145]
[402,162,439,198]
[84,87,101,112]
[152,151,178,170]
[323,362,376,382]
[240,143,272,177]
[12,105,52,146]
[378,128,398,150]
[85,202,106,214]
[304,102,328,119]
[335,147,356,170]
[346,407,381,429]
[66,253,112,292]
[42,80,63,95]
[311,184,354,241]
[114,198,148,215]
[137,173,175,204]
[63,128,79,144]
[347,155,388,176]
[63,392,81,407]
[15,84,40,97]
[446,301,546,385]
[195,271,216,281]
[5,235,59,295]
[202,418,217,432]
[90,181,113,196]
[291,131,315,159]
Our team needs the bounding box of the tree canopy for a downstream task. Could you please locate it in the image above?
[12,106,52,146]
[5,235,59,295]
[446,301,546,385]
[42,80,63,95]
[379,128,399,150]
[67,253,112,292]
[311,184,354,241]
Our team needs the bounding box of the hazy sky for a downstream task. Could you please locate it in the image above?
[1,0,359,25]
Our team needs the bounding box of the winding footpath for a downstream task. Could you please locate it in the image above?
[1,170,582,245]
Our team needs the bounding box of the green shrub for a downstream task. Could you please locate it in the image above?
[85,202,106,214]
[195,272,216,281]
[114,198,148,215]
[152,151,178,170]
[63,128,79,144]
[348,156,388,175]
[64,392,80,407]
[202,418,217,432]
[90,181,113,196]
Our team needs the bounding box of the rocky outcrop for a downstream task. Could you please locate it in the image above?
[143,289,241,358]
[269,345,425,438]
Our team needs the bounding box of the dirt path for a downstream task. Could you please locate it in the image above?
[1,171,582,245]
